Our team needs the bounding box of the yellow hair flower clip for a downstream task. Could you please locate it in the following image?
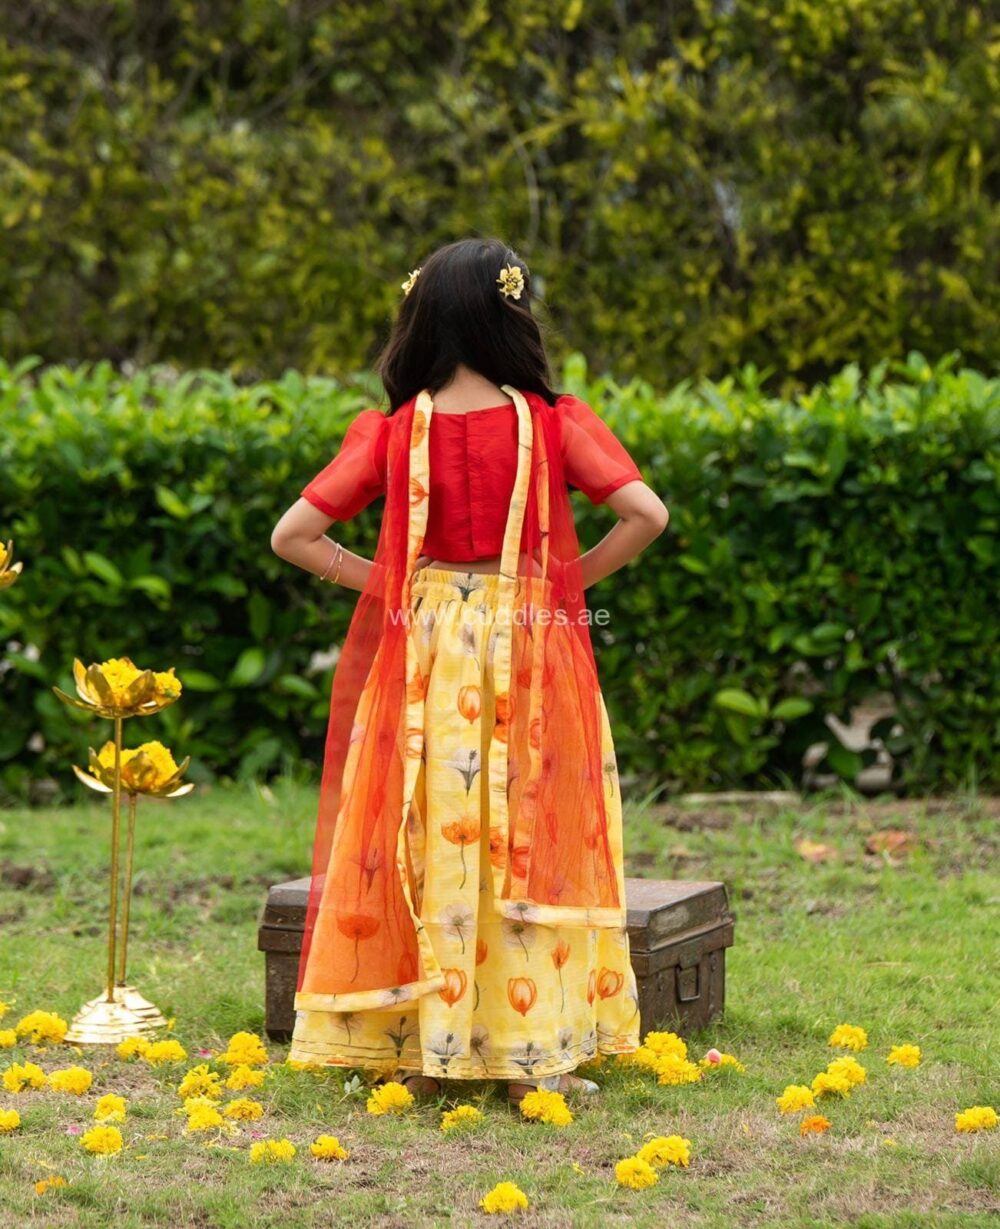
[402,268,422,295]
[497,263,525,300]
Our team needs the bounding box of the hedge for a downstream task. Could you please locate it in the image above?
[1,351,997,802]
[0,3,997,388]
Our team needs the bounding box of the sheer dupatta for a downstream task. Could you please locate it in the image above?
[295,387,628,1014]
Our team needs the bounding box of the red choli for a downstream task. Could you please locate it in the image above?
[300,394,644,560]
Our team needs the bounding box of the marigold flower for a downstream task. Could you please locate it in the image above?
[811,1071,852,1099]
[625,1045,662,1072]
[14,1009,68,1046]
[826,1056,866,1087]
[776,1084,816,1114]
[222,1097,264,1121]
[116,1035,151,1060]
[310,1133,350,1160]
[49,1066,93,1095]
[249,1138,296,1162]
[2,1060,47,1092]
[615,1155,658,1189]
[642,1030,688,1059]
[143,1039,187,1065]
[226,1063,266,1090]
[184,1100,224,1132]
[637,1134,691,1167]
[219,1030,269,1067]
[0,1108,21,1132]
[94,1093,127,1122]
[800,1115,832,1136]
[518,1088,573,1126]
[655,1053,703,1086]
[441,1104,484,1133]
[0,1029,16,1048]
[828,1023,868,1052]
[34,1175,68,1193]
[886,1044,921,1068]
[479,1181,529,1213]
[955,1106,998,1133]
[366,1081,414,1116]
[80,1125,123,1154]
[177,1064,223,1100]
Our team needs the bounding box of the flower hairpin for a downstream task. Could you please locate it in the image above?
[497,263,525,300]
[402,268,422,295]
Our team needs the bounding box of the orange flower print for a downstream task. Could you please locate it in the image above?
[404,727,423,758]
[409,477,428,506]
[488,826,505,870]
[494,692,511,743]
[529,716,543,749]
[476,938,488,966]
[457,684,481,723]
[507,976,537,1017]
[596,967,624,999]
[587,968,596,1005]
[438,967,467,1007]
[407,666,428,704]
[411,408,428,447]
[336,913,380,982]
[510,842,530,881]
[551,940,570,1011]
[441,816,480,889]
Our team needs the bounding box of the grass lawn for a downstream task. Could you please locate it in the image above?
[0,781,997,1227]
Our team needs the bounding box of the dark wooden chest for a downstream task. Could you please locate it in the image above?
[258,877,735,1041]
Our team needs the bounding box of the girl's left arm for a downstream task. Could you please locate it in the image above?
[270,500,376,593]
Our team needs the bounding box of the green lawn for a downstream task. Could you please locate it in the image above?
[0,781,997,1227]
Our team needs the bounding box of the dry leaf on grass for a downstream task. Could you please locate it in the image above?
[795,839,839,864]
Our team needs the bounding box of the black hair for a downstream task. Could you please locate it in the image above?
[374,237,559,412]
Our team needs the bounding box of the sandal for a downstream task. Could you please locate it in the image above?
[507,1072,600,1106]
[400,1073,444,1097]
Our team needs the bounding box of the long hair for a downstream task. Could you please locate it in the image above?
[374,237,560,412]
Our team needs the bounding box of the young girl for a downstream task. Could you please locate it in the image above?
[271,237,668,1105]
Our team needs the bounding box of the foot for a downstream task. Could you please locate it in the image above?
[401,1073,443,1097]
[507,1073,600,1104]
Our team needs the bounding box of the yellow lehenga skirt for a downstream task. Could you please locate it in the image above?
[288,565,640,1080]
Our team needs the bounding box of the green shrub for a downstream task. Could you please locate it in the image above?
[1,352,997,800]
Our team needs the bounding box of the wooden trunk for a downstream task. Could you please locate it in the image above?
[257,877,735,1041]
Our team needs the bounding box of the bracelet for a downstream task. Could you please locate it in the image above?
[320,541,344,584]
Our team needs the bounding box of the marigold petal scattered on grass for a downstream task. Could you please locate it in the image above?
[222,1097,264,1121]
[184,1100,225,1132]
[310,1133,349,1160]
[34,1175,69,1194]
[0,1029,17,1048]
[226,1063,266,1090]
[116,1035,151,1060]
[14,1010,68,1045]
[955,1106,998,1133]
[143,1039,187,1065]
[48,1066,93,1095]
[441,1104,484,1132]
[654,1053,703,1086]
[811,1071,852,1098]
[826,1056,866,1087]
[636,1134,691,1168]
[80,1125,123,1154]
[479,1181,529,1213]
[94,1094,127,1122]
[366,1081,414,1116]
[776,1084,815,1113]
[800,1115,832,1136]
[0,1108,21,1132]
[2,1061,47,1093]
[249,1138,296,1162]
[886,1044,921,1068]
[518,1088,573,1126]
[642,1030,688,1059]
[177,1064,223,1100]
[615,1155,658,1189]
[828,1023,868,1052]
[219,1031,269,1067]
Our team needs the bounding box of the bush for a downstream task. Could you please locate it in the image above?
[1,352,997,800]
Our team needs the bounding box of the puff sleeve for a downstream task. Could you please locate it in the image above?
[300,408,389,520]
[558,394,644,504]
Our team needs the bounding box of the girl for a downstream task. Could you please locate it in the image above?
[270,237,668,1105]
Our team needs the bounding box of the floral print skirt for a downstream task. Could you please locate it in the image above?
[288,567,640,1080]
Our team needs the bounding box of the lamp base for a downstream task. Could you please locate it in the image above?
[64,984,167,1045]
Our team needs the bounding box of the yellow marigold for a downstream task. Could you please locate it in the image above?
[49,1066,93,1095]
[226,1063,266,1090]
[366,1081,414,1116]
[310,1133,350,1160]
[0,1029,17,1048]
[249,1138,296,1163]
[0,1000,7,1018]
[177,1064,223,1100]
[811,1071,852,1099]
[800,1115,832,1136]
[615,1155,658,1189]
[219,1031,269,1067]
[222,1097,264,1121]
[698,1052,747,1072]
[637,1134,691,1168]
[828,1023,868,1052]
[14,1009,68,1045]
[955,1106,998,1133]
[2,1060,47,1092]
[143,1039,187,1065]
[627,1045,664,1072]
[0,1108,21,1132]
[577,1053,605,1071]
[643,1030,688,1059]
[80,1124,123,1154]
[826,1056,866,1087]
[94,1093,127,1122]
[441,1104,484,1132]
[479,1181,529,1213]
[886,1044,921,1068]
[116,1035,151,1060]
[655,1053,703,1086]
[518,1088,573,1127]
[776,1084,816,1113]
[184,1100,224,1132]
[153,669,182,700]
[34,1175,68,1194]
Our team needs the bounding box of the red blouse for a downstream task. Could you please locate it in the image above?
[300,394,644,561]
